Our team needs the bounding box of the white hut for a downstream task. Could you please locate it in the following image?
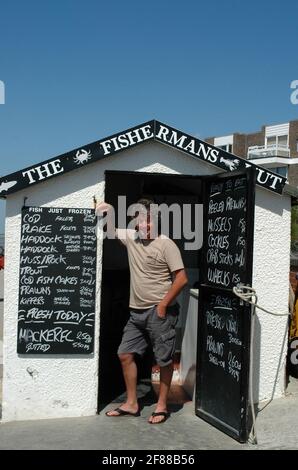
[0,120,292,427]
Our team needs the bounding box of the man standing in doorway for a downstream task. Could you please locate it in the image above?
[96,198,188,424]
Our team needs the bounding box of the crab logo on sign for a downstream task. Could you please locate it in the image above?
[73,149,92,165]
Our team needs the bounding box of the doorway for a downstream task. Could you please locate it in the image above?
[98,170,203,410]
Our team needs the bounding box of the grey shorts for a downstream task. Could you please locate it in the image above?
[117,303,180,367]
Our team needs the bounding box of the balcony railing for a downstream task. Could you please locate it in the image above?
[247,144,290,159]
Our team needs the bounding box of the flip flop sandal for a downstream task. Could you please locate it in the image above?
[149,411,169,424]
[105,407,140,417]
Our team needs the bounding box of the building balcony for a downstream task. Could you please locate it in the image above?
[247,144,290,159]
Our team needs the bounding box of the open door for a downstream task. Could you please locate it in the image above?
[196,168,256,442]
[98,170,203,408]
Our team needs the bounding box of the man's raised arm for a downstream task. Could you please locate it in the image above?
[95,201,127,244]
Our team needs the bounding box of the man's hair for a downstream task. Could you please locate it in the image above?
[135,196,156,209]
[132,196,161,234]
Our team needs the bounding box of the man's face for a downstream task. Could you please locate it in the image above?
[136,212,157,239]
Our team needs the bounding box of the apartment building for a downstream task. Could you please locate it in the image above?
[205,120,298,186]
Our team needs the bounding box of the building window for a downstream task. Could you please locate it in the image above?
[271,166,288,178]
[278,135,288,146]
[266,135,288,147]
[267,136,276,146]
[217,144,232,153]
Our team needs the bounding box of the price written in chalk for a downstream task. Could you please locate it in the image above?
[205,177,248,288]
[17,206,97,354]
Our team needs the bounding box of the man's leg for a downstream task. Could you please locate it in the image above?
[106,310,149,416]
[148,362,173,423]
[106,353,139,416]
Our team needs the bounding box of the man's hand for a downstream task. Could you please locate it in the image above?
[95,202,116,238]
[156,269,188,319]
[156,302,167,319]
[96,201,113,216]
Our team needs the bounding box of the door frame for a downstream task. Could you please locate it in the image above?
[98,169,204,409]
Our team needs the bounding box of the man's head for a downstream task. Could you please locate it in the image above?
[131,197,160,239]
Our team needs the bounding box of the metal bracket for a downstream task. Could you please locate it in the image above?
[22,197,28,209]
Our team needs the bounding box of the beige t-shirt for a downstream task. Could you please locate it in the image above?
[116,228,185,309]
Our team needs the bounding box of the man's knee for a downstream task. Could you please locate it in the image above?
[118,352,134,365]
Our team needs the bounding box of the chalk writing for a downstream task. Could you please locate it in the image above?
[204,176,248,289]
[17,206,97,354]
[201,291,244,385]
[197,171,253,441]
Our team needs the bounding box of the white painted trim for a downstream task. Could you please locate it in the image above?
[214,135,233,146]
[265,123,289,138]
[248,156,298,167]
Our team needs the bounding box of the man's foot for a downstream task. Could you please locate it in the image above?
[148,408,169,424]
[105,403,140,417]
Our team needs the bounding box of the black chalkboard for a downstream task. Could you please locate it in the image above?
[17,206,97,354]
[196,169,255,442]
[196,287,252,440]
[202,173,252,288]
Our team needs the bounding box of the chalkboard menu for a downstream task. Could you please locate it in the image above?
[196,287,251,440]
[202,174,251,289]
[196,169,255,443]
[17,206,97,354]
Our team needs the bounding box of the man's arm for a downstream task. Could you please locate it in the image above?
[96,201,131,247]
[157,268,188,318]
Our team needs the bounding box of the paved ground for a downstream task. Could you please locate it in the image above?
[0,377,297,450]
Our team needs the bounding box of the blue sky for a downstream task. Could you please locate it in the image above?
[0,0,298,231]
